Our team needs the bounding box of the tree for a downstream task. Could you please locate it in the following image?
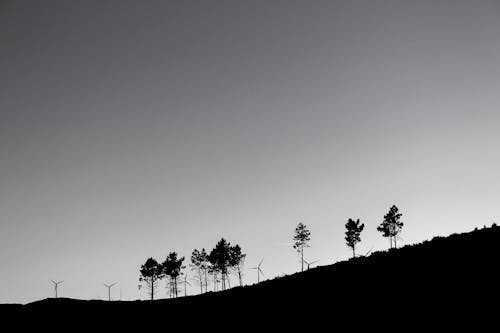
[190,249,205,294]
[377,205,404,249]
[345,218,365,258]
[139,258,163,300]
[162,252,185,298]
[190,248,210,293]
[229,244,246,287]
[199,248,209,293]
[293,222,311,272]
[208,238,232,291]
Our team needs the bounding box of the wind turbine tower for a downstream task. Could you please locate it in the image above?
[251,259,265,283]
[303,259,320,270]
[103,282,117,301]
[182,274,191,297]
[51,280,64,298]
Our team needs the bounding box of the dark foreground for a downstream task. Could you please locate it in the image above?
[3,225,499,329]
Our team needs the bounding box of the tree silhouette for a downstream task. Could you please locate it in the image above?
[293,222,311,272]
[208,262,219,291]
[139,258,163,300]
[208,238,233,290]
[162,252,185,298]
[199,248,209,292]
[190,249,205,294]
[377,205,404,249]
[190,248,210,293]
[229,244,246,287]
[345,218,365,258]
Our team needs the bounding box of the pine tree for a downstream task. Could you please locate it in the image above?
[345,218,365,258]
[190,249,205,294]
[139,258,163,300]
[229,244,246,287]
[377,205,404,249]
[208,238,233,290]
[293,222,311,272]
[162,252,185,298]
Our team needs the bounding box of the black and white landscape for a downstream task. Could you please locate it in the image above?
[1,1,500,327]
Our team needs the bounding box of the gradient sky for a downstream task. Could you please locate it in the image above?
[1,0,500,304]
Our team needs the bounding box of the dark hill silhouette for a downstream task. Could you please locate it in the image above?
[3,225,499,329]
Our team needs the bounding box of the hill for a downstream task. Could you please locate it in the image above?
[3,225,499,329]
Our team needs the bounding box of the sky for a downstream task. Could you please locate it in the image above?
[1,0,500,304]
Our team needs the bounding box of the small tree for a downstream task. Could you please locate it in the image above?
[139,258,163,300]
[293,222,311,272]
[229,244,246,287]
[162,252,185,298]
[345,218,365,258]
[377,205,404,249]
[200,248,209,293]
[190,249,205,294]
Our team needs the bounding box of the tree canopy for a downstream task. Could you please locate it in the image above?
[139,258,163,300]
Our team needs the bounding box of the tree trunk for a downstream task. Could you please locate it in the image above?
[199,269,203,294]
[352,246,355,258]
[238,267,242,286]
[394,235,397,249]
[301,248,304,272]
[150,277,154,300]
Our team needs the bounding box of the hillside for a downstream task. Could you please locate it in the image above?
[3,225,499,328]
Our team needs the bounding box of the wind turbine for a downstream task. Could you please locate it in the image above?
[51,280,63,298]
[103,282,117,301]
[303,259,320,270]
[181,274,192,297]
[251,259,265,283]
[358,247,374,258]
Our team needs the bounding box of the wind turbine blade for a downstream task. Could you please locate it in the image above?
[258,258,264,267]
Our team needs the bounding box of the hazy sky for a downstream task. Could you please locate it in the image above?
[1,0,500,303]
